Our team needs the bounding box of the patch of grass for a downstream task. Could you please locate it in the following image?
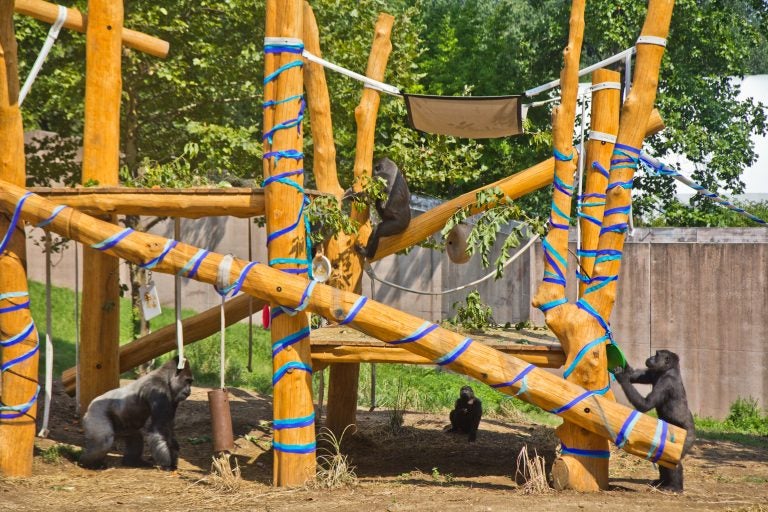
[695,397,768,445]
[40,443,81,464]
[515,444,551,494]
[312,426,358,489]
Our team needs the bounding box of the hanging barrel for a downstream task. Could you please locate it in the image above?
[446,223,472,264]
[208,388,235,454]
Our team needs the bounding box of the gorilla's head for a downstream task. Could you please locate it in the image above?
[460,385,476,404]
[645,349,679,373]
[163,357,193,402]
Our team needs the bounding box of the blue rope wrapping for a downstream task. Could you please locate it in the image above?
[389,322,439,345]
[491,364,535,389]
[139,239,178,270]
[615,409,641,448]
[537,297,568,313]
[177,249,210,278]
[648,420,669,463]
[263,94,303,108]
[435,337,473,366]
[592,161,610,179]
[0,320,39,420]
[338,296,367,325]
[583,275,618,295]
[272,326,311,357]
[553,148,575,161]
[35,204,67,228]
[561,442,611,459]
[548,382,611,415]
[278,280,317,316]
[264,43,304,55]
[552,175,574,197]
[562,334,610,380]
[272,361,312,386]
[542,238,566,286]
[263,60,304,84]
[215,261,259,297]
[272,440,317,454]
[262,98,306,144]
[0,191,33,253]
[575,299,613,340]
[91,228,134,251]
[0,300,30,314]
[273,412,315,430]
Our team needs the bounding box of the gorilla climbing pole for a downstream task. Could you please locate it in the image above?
[262,0,316,486]
[0,0,37,477]
[532,0,676,491]
[0,177,689,471]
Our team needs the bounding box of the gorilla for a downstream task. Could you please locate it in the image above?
[614,349,695,492]
[446,385,482,442]
[80,357,193,470]
[345,157,411,259]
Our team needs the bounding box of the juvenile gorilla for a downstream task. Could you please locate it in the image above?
[344,157,411,259]
[80,357,193,470]
[614,350,695,492]
[446,385,482,442]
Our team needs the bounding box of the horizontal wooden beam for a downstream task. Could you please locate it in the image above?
[61,293,265,394]
[14,0,170,58]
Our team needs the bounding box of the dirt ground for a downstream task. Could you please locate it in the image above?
[1,382,766,512]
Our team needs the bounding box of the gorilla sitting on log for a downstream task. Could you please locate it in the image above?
[446,385,482,442]
[344,157,411,259]
[80,357,193,470]
[614,349,695,492]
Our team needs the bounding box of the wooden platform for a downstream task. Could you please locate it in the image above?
[310,325,565,369]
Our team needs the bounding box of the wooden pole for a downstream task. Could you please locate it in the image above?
[263,0,314,487]
[0,0,37,477]
[324,13,394,438]
[61,294,264,394]
[14,0,169,58]
[0,179,688,468]
[78,0,123,414]
[549,69,620,492]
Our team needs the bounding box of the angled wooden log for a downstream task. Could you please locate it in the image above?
[0,178,688,468]
[14,0,169,58]
[0,0,36,477]
[323,13,394,438]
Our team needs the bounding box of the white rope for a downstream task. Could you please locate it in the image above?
[624,51,632,101]
[247,218,254,372]
[301,50,402,97]
[37,232,53,437]
[364,234,539,295]
[215,254,234,389]
[174,218,185,369]
[19,5,67,106]
[74,241,80,411]
[575,95,587,298]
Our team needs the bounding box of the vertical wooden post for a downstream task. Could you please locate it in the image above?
[550,70,620,491]
[324,13,394,438]
[78,0,123,413]
[0,0,38,477]
[263,0,314,487]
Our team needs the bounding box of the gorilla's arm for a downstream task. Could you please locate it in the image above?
[145,390,178,469]
[627,366,656,385]
[469,401,482,442]
[617,375,670,413]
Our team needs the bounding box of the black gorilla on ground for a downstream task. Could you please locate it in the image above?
[446,385,482,442]
[344,157,411,259]
[614,349,695,492]
[80,357,193,470]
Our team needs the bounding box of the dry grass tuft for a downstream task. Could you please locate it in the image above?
[311,426,358,489]
[207,453,242,492]
[515,444,551,494]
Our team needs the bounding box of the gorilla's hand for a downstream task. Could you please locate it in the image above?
[613,365,630,381]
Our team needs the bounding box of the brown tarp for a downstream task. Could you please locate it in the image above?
[404,94,523,139]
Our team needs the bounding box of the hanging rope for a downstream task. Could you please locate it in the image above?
[37,232,54,437]
[174,218,185,369]
[364,234,539,296]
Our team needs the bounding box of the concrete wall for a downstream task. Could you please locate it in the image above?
[25,222,768,419]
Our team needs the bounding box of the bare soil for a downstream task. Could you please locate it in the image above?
[1,382,766,512]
